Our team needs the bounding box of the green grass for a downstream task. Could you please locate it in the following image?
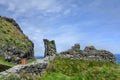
[41,57,120,80]
[0,57,15,67]
[0,73,41,80]
[0,57,15,72]
[1,57,120,80]
[42,72,71,80]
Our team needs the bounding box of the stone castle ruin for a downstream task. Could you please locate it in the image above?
[43,39,116,63]
[58,44,116,63]
[43,39,57,57]
[0,39,117,77]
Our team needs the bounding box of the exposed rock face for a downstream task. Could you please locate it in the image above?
[43,39,57,57]
[58,44,116,63]
[0,16,34,64]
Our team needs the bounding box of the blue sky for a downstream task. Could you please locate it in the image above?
[0,0,120,56]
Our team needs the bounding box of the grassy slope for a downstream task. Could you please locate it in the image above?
[0,17,32,53]
[41,57,120,80]
[0,17,33,67]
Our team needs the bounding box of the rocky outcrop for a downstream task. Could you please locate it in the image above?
[0,16,34,64]
[58,44,116,63]
[43,39,57,57]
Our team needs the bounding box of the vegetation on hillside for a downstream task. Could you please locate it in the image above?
[0,17,32,52]
[0,73,41,80]
[1,57,120,80]
[42,57,120,80]
[0,16,34,64]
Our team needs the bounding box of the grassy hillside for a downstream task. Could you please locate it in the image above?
[1,57,120,80]
[42,57,120,80]
[0,17,33,52]
[0,16,34,64]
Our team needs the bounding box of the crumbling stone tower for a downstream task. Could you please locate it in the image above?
[43,39,57,57]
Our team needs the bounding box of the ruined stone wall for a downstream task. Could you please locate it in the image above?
[0,39,57,77]
[0,57,49,77]
[58,44,116,63]
[18,63,47,75]
[43,39,57,57]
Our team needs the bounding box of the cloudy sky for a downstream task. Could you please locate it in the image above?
[0,0,120,56]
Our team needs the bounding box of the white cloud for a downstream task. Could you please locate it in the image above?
[3,0,63,15]
[20,20,85,55]
[1,0,120,55]
[1,0,79,19]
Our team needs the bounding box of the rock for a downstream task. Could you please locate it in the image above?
[43,39,57,57]
[71,44,80,53]
[84,46,96,51]
[17,60,48,75]
[5,55,12,62]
